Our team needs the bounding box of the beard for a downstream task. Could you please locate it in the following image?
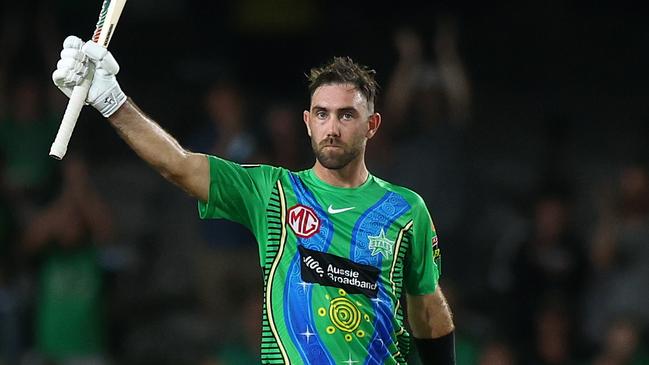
[312,137,362,170]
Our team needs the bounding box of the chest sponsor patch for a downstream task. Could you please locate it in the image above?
[299,245,380,298]
[287,204,321,238]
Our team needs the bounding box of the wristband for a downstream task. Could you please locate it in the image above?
[414,331,456,365]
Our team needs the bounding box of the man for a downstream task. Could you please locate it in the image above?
[52,36,455,365]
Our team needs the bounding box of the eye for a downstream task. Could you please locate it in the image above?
[341,112,354,121]
[316,110,327,119]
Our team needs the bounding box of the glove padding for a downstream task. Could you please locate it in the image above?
[52,35,127,117]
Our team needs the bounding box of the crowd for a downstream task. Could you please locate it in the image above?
[1,2,648,365]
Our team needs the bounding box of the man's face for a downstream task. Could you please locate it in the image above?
[303,83,379,170]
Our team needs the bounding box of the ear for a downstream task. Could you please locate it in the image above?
[366,112,381,139]
[303,110,312,137]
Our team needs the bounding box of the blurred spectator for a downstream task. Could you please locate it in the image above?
[186,78,258,248]
[455,333,481,365]
[528,302,576,365]
[201,293,262,365]
[382,16,472,141]
[380,17,471,242]
[508,192,587,341]
[0,154,22,365]
[257,101,311,171]
[0,3,62,212]
[186,79,261,327]
[477,340,516,365]
[584,164,649,344]
[0,153,18,291]
[0,76,59,206]
[21,157,113,365]
[591,319,649,365]
[189,79,257,163]
[186,73,260,250]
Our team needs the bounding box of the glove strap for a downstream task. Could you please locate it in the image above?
[94,83,127,117]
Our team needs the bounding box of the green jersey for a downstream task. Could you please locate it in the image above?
[36,245,105,361]
[199,156,441,365]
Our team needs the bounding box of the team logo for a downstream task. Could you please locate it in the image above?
[367,228,394,257]
[287,204,321,238]
[432,235,441,266]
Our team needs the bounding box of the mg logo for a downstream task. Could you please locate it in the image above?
[287,204,320,238]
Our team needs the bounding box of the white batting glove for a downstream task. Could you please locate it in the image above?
[52,35,127,117]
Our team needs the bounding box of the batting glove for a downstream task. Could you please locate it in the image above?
[52,35,127,118]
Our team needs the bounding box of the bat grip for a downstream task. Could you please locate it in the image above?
[49,66,95,160]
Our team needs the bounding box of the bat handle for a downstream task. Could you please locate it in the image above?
[49,66,95,160]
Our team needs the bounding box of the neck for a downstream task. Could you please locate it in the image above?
[312,157,369,188]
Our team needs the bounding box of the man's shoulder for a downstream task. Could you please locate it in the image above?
[207,156,290,183]
[239,162,287,172]
[244,163,291,184]
[371,175,427,209]
[219,158,289,175]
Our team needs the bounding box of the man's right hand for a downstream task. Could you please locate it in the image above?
[52,35,127,118]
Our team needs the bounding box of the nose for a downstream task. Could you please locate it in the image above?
[325,116,341,137]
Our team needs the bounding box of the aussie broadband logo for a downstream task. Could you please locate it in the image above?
[287,204,321,238]
[298,246,380,298]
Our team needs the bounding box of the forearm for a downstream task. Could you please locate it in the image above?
[108,99,208,200]
[408,287,454,338]
[407,287,456,364]
[384,61,418,125]
[438,60,471,122]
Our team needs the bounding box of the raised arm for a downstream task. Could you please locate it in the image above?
[52,36,209,201]
[434,15,472,125]
[108,100,209,201]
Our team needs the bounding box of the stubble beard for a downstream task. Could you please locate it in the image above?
[312,137,362,170]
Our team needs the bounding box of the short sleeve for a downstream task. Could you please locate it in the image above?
[198,155,282,235]
[404,199,441,295]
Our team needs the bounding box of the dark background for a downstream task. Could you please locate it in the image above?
[1,1,648,364]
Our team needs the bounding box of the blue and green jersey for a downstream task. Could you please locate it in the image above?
[199,156,441,365]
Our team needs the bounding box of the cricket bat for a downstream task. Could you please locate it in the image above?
[49,0,127,160]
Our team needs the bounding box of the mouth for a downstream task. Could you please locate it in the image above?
[320,139,344,148]
[321,145,344,152]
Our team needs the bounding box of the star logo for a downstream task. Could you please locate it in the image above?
[300,326,316,343]
[367,229,393,257]
[298,280,311,292]
[343,352,359,365]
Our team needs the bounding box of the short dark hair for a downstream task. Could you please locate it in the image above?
[307,56,379,108]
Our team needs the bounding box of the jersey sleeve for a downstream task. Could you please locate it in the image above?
[198,155,282,235]
[404,197,441,295]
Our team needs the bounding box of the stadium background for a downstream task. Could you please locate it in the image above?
[1,0,647,364]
